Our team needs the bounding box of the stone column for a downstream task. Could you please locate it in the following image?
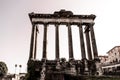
[42,24,48,60]
[85,25,92,60]
[67,24,74,60]
[89,23,98,59]
[29,24,36,60]
[34,25,39,59]
[78,24,86,59]
[55,24,60,60]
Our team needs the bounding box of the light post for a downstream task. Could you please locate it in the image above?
[19,65,22,74]
[15,64,22,80]
[15,64,17,74]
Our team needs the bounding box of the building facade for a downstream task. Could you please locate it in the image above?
[100,46,120,75]
[107,46,120,63]
[99,55,108,64]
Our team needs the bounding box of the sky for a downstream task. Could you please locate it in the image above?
[0,0,120,73]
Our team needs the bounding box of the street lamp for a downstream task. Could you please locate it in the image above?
[15,64,17,74]
[19,65,22,74]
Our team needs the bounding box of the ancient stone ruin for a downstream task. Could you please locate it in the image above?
[27,10,101,80]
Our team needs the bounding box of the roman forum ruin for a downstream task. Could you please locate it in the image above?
[27,10,101,80]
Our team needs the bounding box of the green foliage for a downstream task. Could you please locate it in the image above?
[0,61,8,77]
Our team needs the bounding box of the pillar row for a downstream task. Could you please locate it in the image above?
[29,24,38,60]
[89,23,98,59]
[29,23,98,61]
[78,24,86,59]
[29,24,35,60]
[85,25,92,60]
[34,25,39,59]
[55,24,60,60]
[67,24,74,60]
[42,24,48,60]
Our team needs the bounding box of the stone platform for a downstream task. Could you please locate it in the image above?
[27,58,97,80]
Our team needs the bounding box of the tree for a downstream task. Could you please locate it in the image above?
[0,61,8,77]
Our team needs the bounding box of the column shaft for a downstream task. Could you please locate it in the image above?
[42,24,48,59]
[67,24,74,60]
[85,27,92,60]
[29,24,36,60]
[34,25,39,59]
[89,24,98,59]
[78,24,86,59]
[55,24,60,60]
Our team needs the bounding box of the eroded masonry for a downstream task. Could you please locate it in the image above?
[27,10,102,80]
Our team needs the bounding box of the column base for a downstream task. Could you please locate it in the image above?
[56,60,61,70]
[81,58,90,75]
[69,58,74,62]
[41,58,47,62]
[55,58,60,62]
[94,57,100,62]
[94,58,103,76]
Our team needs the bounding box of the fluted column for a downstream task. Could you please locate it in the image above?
[55,24,60,60]
[85,25,92,60]
[89,23,98,59]
[67,24,74,60]
[29,24,36,60]
[42,24,48,60]
[78,24,86,59]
